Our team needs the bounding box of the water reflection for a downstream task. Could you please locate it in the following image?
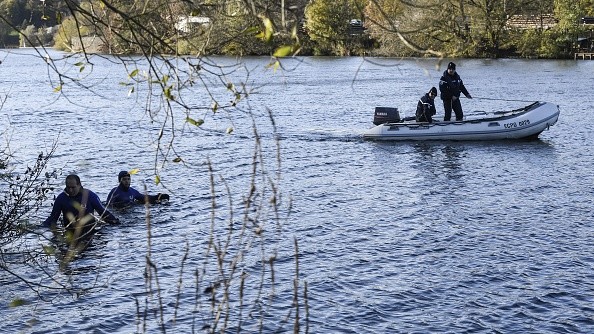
[2,53,592,333]
[412,142,465,181]
[49,229,108,274]
[441,145,463,178]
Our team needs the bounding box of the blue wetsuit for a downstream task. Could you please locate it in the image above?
[106,185,166,207]
[107,185,145,206]
[43,188,118,230]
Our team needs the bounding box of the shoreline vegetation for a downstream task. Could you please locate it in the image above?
[1,1,593,59]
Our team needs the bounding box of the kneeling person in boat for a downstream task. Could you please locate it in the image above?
[106,170,170,208]
[42,174,119,240]
[416,87,437,123]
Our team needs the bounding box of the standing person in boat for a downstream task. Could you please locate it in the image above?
[439,62,472,121]
[416,86,438,123]
[42,174,119,240]
[106,170,170,208]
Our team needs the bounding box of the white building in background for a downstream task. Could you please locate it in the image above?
[175,16,211,34]
[506,14,557,30]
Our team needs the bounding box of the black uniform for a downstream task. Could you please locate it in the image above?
[439,69,471,121]
[416,93,436,123]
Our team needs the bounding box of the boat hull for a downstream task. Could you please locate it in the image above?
[362,102,560,141]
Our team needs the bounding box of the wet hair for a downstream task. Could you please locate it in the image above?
[65,174,81,185]
[118,170,131,182]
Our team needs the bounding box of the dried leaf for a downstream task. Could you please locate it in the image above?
[186,117,204,126]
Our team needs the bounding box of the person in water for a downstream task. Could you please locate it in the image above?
[416,86,437,123]
[43,174,119,240]
[106,170,170,208]
[439,62,472,121]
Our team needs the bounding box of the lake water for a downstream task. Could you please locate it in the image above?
[1,48,594,333]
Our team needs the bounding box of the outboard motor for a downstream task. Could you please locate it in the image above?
[373,107,400,125]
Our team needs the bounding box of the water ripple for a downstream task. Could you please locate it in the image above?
[2,52,594,333]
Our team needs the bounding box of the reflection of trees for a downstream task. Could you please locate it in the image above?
[412,143,464,181]
[441,145,463,179]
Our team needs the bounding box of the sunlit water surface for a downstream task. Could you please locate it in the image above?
[1,49,594,333]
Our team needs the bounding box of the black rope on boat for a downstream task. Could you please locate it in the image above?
[465,96,536,103]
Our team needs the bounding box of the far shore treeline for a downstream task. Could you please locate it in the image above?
[1,0,594,58]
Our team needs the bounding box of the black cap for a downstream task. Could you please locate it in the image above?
[447,62,456,70]
[118,170,130,182]
[429,87,437,95]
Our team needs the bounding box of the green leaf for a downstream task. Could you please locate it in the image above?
[273,45,293,58]
[232,92,241,106]
[186,117,204,126]
[266,60,281,72]
[42,245,55,255]
[262,17,274,42]
[53,84,62,93]
[155,175,161,185]
[9,299,27,307]
[129,69,139,78]
[255,17,274,42]
[244,26,260,35]
[172,157,183,163]
[164,86,175,100]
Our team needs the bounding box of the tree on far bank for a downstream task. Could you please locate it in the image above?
[584,0,594,15]
[362,0,585,58]
[364,0,445,57]
[304,0,367,55]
